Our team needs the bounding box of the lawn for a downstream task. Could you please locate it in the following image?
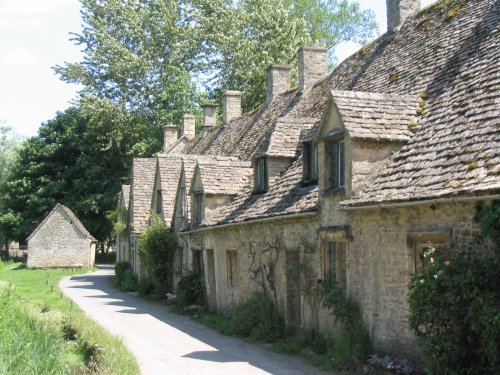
[0,261,140,375]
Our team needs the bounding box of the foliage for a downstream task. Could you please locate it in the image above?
[139,214,177,294]
[175,271,206,307]
[0,106,149,244]
[0,263,139,374]
[475,200,500,248]
[121,269,138,292]
[273,330,329,355]
[368,354,428,375]
[408,245,499,374]
[231,291,285,342]
[115,261,133,288]
[283,0,377,65]
[0,287,67,374]
[191,310,233,335]
[0,123,22,186]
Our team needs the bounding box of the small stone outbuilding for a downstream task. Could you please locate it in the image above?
[27,204,97,268]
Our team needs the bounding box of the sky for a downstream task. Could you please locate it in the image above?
[0,0,435,138]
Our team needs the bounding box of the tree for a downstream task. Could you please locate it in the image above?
[0,106,151,245]
[0,123,22,187]
[283,0,377,65]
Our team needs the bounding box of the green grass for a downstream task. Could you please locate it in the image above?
[191,310,233,335]
[0,262,140,375]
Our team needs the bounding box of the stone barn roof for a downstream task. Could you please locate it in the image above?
[27,203,96,242]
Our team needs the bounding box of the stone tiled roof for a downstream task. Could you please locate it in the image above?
[338,0,500,205]
[194,158,252,196]
[259,117,317,158]
[156,156,184,222]
[27,203,96,242]
[130,158,156,234]
[329,91,417,142]
[204,0,499,221]
[204,157,318,226]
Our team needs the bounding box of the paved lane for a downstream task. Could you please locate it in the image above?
[60,267,332,375]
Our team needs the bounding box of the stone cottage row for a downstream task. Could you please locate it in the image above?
[116,0,500,356]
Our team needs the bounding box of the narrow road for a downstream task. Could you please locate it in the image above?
[60,267,332,375]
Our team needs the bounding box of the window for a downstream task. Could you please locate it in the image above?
[407,231,451,274]
[303,142,318,182]
[192,192,203,225]
[324,242,347,289]
[156,190,163,213]
[192,250,204,278]
[254,157,268,193]
[327,139,345,189]
[226,250,238,287]
[180,185,187,217]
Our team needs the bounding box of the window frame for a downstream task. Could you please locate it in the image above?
[254,157,269,193]
[192,191,203,225]
[302,141,318,183]
[327,138,345,190]
[323,241,348,289]
[226,250,238,287]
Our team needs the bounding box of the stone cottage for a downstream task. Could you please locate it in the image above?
[27,203,97,268]
[120,0,500,357]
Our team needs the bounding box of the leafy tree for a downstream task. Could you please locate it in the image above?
[0,123,22,187]
[283,0,377,65]
[0,106,151,245]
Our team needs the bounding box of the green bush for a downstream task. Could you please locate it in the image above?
[121,269,137,292]
[114,261,132,288]
[231,291,284,342]
[408,246,499,374]
[139,214,177,294]
[175,271,206,307]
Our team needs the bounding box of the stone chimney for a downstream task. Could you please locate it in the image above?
[201,104,217,134]
[162,124,178,152]
[387,0,420,32]
[182,114,196,140]
[222,90,242,125]
[298,46,328,93]
[266,64,292,104]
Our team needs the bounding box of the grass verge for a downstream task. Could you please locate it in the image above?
[0,262,139,374]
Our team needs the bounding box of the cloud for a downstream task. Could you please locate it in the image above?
[0,0,76,16]
[2,47,38,65]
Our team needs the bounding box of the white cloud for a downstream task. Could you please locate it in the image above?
[2,47,38,64]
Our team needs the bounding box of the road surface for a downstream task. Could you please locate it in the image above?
[60,266,332,375]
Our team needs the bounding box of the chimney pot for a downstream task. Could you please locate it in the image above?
[182,114,196,140]
[201,104,217,134]
[298,46,327,93]
[387,0,420,32]
[266,64,292,104]
[162,124,178,153]
[223,90,242,125]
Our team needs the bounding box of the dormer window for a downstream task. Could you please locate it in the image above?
[303,142,318,183]
[327,139,345,190]
[254,157,268,193]
[192,192,203,225]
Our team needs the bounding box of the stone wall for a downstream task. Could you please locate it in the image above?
[28,209,94,268]
[387,0,421,32]
[319,199,492,357]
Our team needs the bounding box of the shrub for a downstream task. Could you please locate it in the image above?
[114,261,132,288]
[231,291,284,342]
[121,269,137,292]
[139,214,177,294]
[175,271,206,307]
[408,246,499,374]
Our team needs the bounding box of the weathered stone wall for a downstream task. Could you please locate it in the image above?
[319,199,491,357]
[223,90,242,125]
[387,0,421,32]
[28,209,94,268]
[298,46,327,92]
[266,64,291,104]
[201,216,320,325]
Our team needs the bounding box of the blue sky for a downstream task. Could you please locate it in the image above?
[0,0,434,137]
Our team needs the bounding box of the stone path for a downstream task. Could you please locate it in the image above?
[60,266,332,375]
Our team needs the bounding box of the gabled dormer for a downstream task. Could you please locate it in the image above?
[253,117,317,193]
[316,90,418,197]
[189,158,252,227]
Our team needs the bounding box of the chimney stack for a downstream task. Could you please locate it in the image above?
[223,90,242,125]
[387,0,420,32]
[298,46,328,93]
[162,124,178,152]
[201,104,217,134]
[182,114,196,140]
[266,64,292,104]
